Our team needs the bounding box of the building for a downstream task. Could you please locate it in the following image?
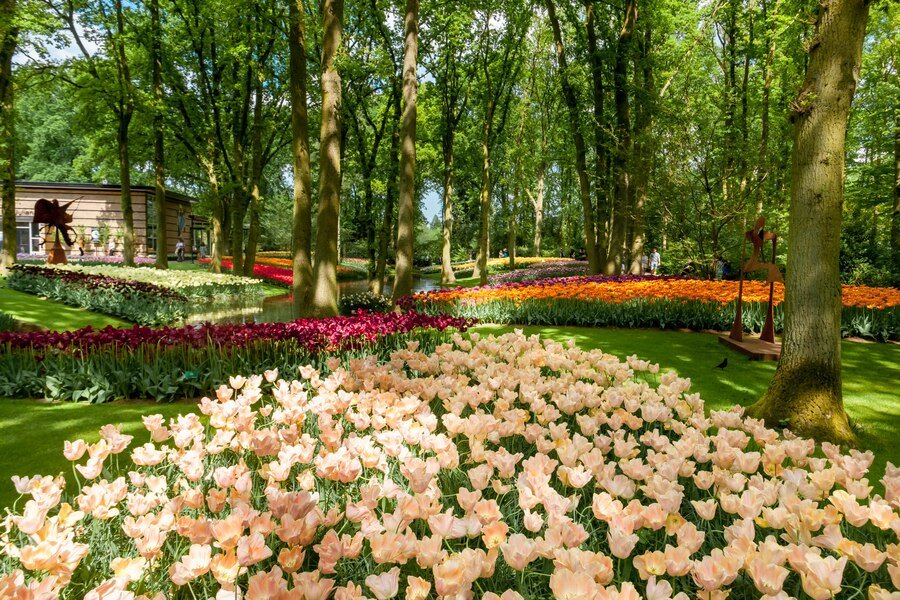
[8,181,209,258]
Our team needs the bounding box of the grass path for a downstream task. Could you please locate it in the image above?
[0,286,127,330]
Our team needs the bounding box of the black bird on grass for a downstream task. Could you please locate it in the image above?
[713,358,728,370]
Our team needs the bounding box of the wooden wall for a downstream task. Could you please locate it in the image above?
[14,184,201,257]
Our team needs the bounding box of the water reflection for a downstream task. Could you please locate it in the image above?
[185,277,442,325]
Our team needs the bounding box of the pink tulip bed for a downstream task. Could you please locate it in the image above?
[0,312,472,402]
[1,331,896,599]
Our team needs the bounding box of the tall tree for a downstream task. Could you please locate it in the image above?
[310,0,344,316]
[0,0,16,272]
[544,0,600,275]
[150,0,168,269]
[749,0,870,444]
[289,0,313,306]
[392,0,419,301]
[893,103,899,277]
[629,24,653,274]
[605,0,637,275]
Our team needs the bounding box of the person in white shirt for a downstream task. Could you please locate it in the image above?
[649,248,661,275]
[175,238,185,262]
[107,237,116,256]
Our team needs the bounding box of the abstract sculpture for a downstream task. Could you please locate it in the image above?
[32,198,77,265]
[729,216,782,344]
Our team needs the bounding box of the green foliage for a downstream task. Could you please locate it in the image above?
[7,269,189,326]
[0,312,15,332]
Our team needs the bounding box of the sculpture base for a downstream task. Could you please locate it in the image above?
[718,334,781,361]
[47,242,68,265]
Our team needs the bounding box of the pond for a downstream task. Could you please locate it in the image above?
[184,276,443,325]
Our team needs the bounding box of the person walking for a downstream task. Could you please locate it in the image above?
[107,237,116,256]
[175,238,185,262]
[649,248,661,275]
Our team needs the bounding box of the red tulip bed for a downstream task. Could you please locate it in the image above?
[0,311,473,402]
[0,331,897,599]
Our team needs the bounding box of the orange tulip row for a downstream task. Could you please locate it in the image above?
[414,277,900,310]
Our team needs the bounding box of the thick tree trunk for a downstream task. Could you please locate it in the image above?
[606,0,636,275]
[392,0,418,302]
[892,103,899,277]
[204,158,224,274]
[439,137,456,284]
[151,0,167,269]
[372,83,401,296]
[629,26,652,274]
[230,198,245,275]
[289,0,313,305]
[310,0,343,316]
[586,1,608,268]
[473,119,491,285]
[0,0,17,272]
[117,114,135,267]
[749,0,870,445]
[544,0,599,275]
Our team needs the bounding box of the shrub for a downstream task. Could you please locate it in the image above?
[0,312,15,332]
[7,265,189,326]
[338,292,393,316]
[0,331,896,598]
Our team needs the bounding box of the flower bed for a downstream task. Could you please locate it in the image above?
[0,311,472,402]
[210,257,367,285]
[404,275,900,340]
[7,265,190,326]
[488,260,588,284]
[16,253,157,265]
[421,256,577,276]
[42,264,264,299]
[1,331,897,598]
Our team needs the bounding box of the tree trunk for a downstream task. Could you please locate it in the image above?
[749,0,870,445]
[243,81,264,277]
[151,0,168,269]
[392,0,418,302]
[756,0,781,216]
[117,113,135,267]
[372,82,401,296]
[310,0,343,316]
[606,0,637,275]
[473,117,491,285]
[532,163,545,256]
[0,0,16,272]
[230,197,245,274]
[586,0,608,268]
[204,157,224,273]
[439,135,456,284]
[544,0,600,275]
[629,26,653,274]
[891,101,899,278]
[289,0,313,305]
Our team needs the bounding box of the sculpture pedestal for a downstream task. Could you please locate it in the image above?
[47,240,68,265]
[718,334,781,361]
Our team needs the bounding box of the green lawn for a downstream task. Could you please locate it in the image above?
[0,286,127,330]
[475,324,900,489]
[0,323,895,509]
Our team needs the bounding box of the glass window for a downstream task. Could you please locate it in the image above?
[146,195,157,252]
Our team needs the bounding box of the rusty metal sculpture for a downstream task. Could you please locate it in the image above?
[728,216,782,347]
[33,198,77,265]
